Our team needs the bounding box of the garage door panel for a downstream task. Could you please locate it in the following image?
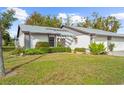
[111,37,124,51]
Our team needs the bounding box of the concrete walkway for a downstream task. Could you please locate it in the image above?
[108,51,124,56]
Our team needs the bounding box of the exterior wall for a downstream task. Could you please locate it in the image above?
[18,31,25,48]
[69,34,90,49]
[94,35,108,48]
[93,35,124,51]
[111,37,124,51]
[18,32,57,49]
[30,34,49,48]
[18,30,124,51]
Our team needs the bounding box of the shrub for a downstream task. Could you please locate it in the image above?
[24,47,51,55]
[74,48,86,53]
[50,47,71,53]
[39,47,51,53]
[24,49,46,55]
[57,42,64,47]
[35,42,49,48]
[2,46,15,51]
[89,42,106,55]
[24,47,71,55]
[108,43,115,51]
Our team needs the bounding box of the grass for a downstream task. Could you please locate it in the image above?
[0,52,124,84]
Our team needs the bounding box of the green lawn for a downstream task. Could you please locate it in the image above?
[0,52,124,84]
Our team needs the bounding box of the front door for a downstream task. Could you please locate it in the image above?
[49,37,55,47]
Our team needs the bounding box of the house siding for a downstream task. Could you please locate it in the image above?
[30,34,49,48]
[18,31,25,48]
[69,34,90,49]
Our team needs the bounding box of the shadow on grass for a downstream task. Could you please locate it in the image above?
[6,54,46,75]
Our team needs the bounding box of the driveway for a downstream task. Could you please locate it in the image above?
[108,51,124,56]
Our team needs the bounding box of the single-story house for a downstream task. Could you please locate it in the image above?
[17,25,124,51]
[16,25,75,48]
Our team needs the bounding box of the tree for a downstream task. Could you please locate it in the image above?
[51,16,61,28]
[82,17,91,28]
[0,10,17,76]
[25,12,62,28]
[81,12,121,32]
[25,12,44,26]
[2,31,11,46]
[105,16,121,32]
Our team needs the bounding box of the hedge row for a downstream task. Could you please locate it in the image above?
[25,48,50,55]
[12,47,71,55]
[74,48,86,53]
[49,47,71,53]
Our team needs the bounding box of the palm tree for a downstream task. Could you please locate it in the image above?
[81,12,121,32]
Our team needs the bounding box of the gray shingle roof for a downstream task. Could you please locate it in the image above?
[18,25,75,37]
[63,26,124,37]
[18,25,124,38]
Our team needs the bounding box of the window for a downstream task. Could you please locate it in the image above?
[49,37,54,47]
[107,36,111,40]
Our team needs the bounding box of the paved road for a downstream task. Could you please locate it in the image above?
[108,51,124,56]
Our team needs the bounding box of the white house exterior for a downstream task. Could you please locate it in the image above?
[16,25,75,49]
[17,25,124,51]
[62,26,124,51]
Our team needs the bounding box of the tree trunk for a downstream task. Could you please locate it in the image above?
[0,31,5,76]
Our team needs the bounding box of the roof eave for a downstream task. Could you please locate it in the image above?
[62,25,124,38]
[22,31,60,35]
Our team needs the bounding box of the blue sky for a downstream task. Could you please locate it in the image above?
[1,7,124,37]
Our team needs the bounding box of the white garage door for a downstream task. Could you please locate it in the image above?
[94,36,108,48]
[111,37,124,51]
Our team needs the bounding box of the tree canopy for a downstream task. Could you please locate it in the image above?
[0,10,17,46]
[25,12,62,28]
[81,12,121,32]
[0,10,17,30]
[2,31,11,45]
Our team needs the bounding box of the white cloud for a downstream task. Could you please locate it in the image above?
[7,7,29,22]
[57,13,67,25]
[58,13,67,19]
[71,14,85,23]
[57,13,85,26]
[111,13,124,20]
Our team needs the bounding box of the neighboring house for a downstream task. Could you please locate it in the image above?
[17,25,124,51]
